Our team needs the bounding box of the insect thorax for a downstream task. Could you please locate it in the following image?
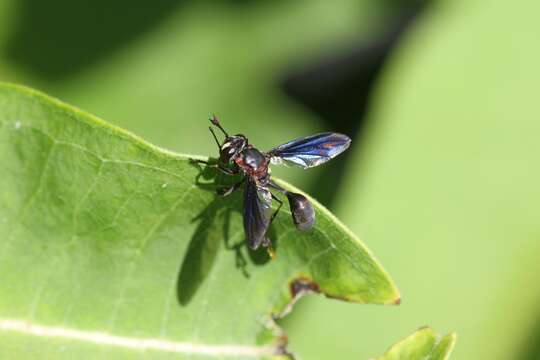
[236,147,269,177]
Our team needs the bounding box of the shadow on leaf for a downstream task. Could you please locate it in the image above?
[176,160,271,305]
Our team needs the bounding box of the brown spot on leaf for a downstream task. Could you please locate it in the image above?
[394,297,402,305]
[290,277,320,298]
[275,277,322,318]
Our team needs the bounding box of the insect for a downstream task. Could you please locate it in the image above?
[198,115,351,254]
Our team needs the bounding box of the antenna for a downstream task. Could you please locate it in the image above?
[209,114,229,137]
[208,126,221,148]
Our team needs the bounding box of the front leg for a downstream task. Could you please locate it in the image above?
[193,159,239,175]
[218,164,240,175]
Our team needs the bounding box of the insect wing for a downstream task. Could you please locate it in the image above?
[268,132,351,169]
[243,179,272,249]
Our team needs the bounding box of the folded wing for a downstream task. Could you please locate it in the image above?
[243,178,273,250]
[268,132,351,169]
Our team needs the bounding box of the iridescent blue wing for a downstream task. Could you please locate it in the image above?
[243,178,272,250]
[268,132,351,169]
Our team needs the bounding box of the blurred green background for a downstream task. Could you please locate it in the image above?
[1,0,539,358]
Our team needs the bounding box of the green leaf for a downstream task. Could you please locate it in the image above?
[375,327,456,360]
[0,83,399,358]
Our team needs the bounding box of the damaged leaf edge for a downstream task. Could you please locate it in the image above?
[273,178,401,305]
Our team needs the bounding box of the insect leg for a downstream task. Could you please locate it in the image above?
[260,192,282,255]
[267,180,286,194]
[264,193,283,259]
[269,192,283,224]
[268,180,315,231]
[217,177,245,197]
[192,159,209,165]
[192,159,239,175]
[218,164,239,175]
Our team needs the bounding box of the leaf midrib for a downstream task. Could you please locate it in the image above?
[0,318,277,357]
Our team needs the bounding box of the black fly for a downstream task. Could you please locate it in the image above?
[198,115,351,255]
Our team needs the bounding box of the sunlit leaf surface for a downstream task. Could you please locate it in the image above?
[0,83,398,359]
